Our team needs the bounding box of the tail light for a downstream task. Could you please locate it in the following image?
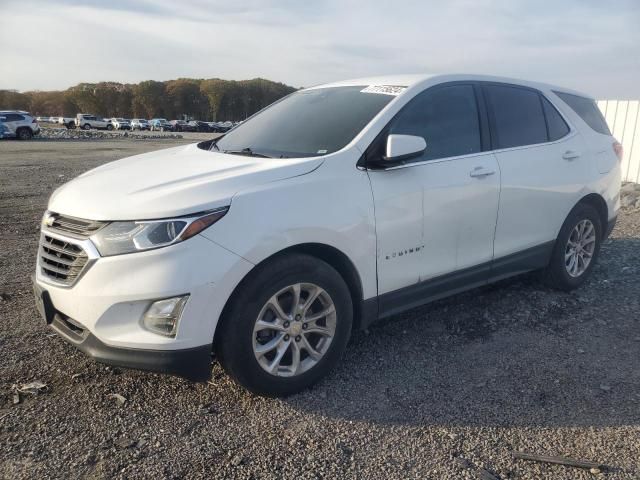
[613,141,623,162]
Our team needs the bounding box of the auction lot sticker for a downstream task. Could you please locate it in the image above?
[361,85,407,96]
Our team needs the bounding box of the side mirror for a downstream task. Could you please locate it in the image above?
[384,134,427,163]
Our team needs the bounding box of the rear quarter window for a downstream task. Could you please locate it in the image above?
[553,91,611,135]
[541,96,570,141]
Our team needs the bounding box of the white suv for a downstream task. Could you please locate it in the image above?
[75,114,109,130]
[33,74,621,396]
[131,119,150,130]
[109,118,131,130]
[0,110,40,140]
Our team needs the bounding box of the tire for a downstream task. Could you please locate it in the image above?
[215,253,353,396]
[82,124,91,130]
[17,128,33,140]
[107,124,114,131]
[543,203,602,291]
[66,122,75,129]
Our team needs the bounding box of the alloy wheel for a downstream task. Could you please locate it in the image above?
[565,219,596,277]
[252,283,336,377]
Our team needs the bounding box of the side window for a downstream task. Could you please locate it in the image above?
[553,91,611,135]
[541,96,570,141]
[5,114,23,122]
[389,84,481,161]
[485,85,547,149]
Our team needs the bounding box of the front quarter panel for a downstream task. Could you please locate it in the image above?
[201,149,378,300]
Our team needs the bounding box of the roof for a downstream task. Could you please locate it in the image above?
[306,74,592,99]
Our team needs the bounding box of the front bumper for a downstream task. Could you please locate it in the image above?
[39,289,212,380]
[33,229,254,379]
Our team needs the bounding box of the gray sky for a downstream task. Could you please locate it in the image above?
[1,0,639,98]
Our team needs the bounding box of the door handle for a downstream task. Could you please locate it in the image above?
[469,167,496,178]
[562,150,581,161]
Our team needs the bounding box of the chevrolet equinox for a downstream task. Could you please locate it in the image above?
[33,74,621,396]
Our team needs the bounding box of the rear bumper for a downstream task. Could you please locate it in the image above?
[49,310,212,381]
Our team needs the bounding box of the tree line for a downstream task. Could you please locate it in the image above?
[0,78,297,121]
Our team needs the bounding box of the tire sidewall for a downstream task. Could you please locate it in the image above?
[217,255,353,396]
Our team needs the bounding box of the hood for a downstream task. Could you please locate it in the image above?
[49,143,324,220]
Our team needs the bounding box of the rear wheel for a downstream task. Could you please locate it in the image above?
[17,128,33,140]
[107,124,114,131]
[215,254,353,396]
[82,124,91,130]
[543,203,602,291]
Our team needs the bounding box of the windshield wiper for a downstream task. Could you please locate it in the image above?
[208,135,224,151]
[223,147,273,158]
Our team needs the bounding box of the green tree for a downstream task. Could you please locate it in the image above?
[133,80,167,118]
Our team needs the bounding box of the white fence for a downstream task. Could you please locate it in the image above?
[597,100,640,183]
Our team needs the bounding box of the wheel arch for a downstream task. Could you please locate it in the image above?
[576,193,608,238]
[214,242,368,346]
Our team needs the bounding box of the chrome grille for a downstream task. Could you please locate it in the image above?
[46,212,106,238]
[39,234,89,286]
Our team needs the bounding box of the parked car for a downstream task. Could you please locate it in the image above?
[131,119,150,130]
[170,120,196,132]
[0,110,40,140]
[206,122,223,133]
[33,74,621,396]
[57,117,76,129]
[149,118,173,131]
[189,120,213,132]
[109,118,131,130]
[75,114,109,130]
[216,121,233,132]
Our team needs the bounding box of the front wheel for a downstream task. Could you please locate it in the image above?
[215,254,353,396]
[543,203,602,291]
[82,124,91,130]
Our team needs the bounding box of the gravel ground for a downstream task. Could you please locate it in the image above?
[1,139,639,479]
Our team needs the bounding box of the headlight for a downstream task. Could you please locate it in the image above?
[91,207,228,256]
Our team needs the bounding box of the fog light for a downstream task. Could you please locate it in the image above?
[142,295,189,337]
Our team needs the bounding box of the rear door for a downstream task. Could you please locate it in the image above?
[484,83,590,269]
[367,83,500,309]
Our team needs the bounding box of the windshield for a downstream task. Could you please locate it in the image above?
[215,86,394,158]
